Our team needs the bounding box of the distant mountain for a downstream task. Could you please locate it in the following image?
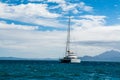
[1,50,120,62]
[0,57,25,60]
[0,57,58,60]
[80,50,120,62]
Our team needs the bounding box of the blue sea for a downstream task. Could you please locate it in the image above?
[0,60,120,80]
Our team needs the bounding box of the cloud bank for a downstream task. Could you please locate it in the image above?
[0,0,120,58]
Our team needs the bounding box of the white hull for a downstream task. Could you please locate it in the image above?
[71,59,81,63]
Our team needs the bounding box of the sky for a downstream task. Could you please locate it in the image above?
[0,0,120,58]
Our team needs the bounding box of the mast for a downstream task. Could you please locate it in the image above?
[65,16,71,56]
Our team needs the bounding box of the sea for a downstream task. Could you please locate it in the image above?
[0,60,120,80]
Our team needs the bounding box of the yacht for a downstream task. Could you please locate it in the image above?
[60,16,81,63]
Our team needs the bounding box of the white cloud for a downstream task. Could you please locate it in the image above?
[1,23,120,58]
[72,26,120,41]
[48,0,93,14]
[0,29,66,58]
[0,0,120,58]
[73,9,79,14]
[0,1,93,28]
[32,18,65,28]
[72,15,106,29]
[61,2,93,13]
[0,21,38,30]
[80,15,106,22]
[47,0,65,4]
[1,14,120,58]
[69,15,120,56]
[0,2,60,18]
[0,2,62,28]
[70,25,120,57]
[61,3,78,12]
[79,2,93,12]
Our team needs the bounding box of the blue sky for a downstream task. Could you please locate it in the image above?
[0,0,120,58]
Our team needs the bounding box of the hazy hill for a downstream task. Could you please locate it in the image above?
[1,50,120,62]
[80,50,120,62]
[0,57,57,60]
[0,57,25,60]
